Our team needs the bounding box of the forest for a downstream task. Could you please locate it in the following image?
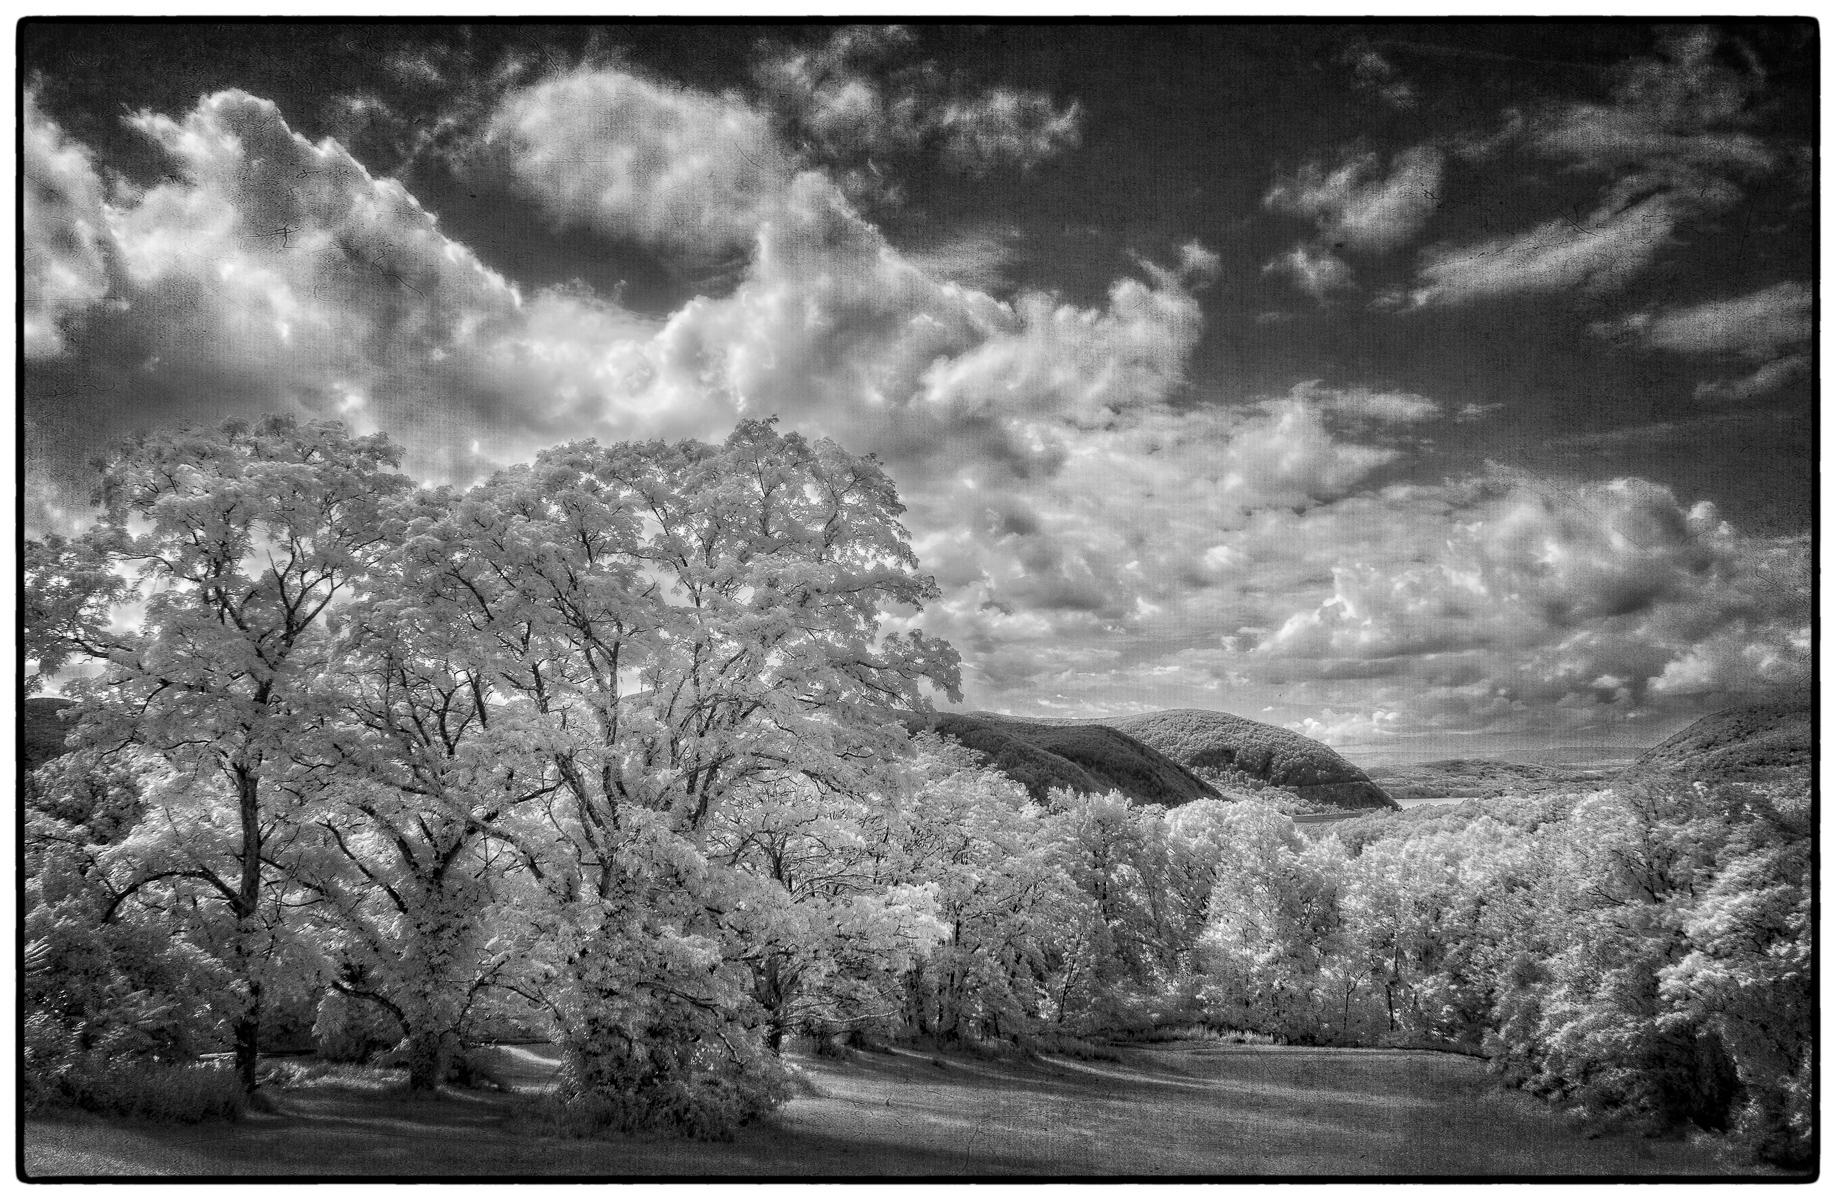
[21,415,1814,1168]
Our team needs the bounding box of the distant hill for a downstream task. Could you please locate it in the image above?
[905,712,1221,808]
[914,708,1394,812]
[1105,710,1395,811]
[22,697,75,772]
[1630,702,1814,786]
[1369,758,1614,800]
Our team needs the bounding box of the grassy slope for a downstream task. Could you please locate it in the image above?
[22,1043,1759,1178]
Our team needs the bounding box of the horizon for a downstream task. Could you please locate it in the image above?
[21,20,1815,764]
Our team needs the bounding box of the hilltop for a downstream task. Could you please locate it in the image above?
[905,711,1221,807]
[914,708,1394,812]
[1105,710,1395,810]
[1630,702,1813,786]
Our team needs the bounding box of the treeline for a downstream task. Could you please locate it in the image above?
[1199,780,1813,1167]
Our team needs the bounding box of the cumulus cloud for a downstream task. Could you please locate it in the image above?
[1265,145,1443,255]
[23,91,112,359]
[22,82,1205,562]
[22,74,1806,748]
[24,87,675,508]
[1242,470,1808,736]
[478,68,797,255]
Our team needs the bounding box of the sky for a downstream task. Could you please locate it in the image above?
[20,20,1816,763]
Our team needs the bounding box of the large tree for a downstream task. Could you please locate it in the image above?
[393,419,959,1131]
[25,416,411,1093]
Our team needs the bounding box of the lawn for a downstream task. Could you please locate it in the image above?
[21,1041,1764,1179]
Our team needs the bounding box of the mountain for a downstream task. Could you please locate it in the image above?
[1630,702,1814,786]
[904,711,1221,807]
[911,707,1394,812]
[22,696,75,772]
[1106,710,1395,810]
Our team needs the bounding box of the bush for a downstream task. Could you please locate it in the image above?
[312,990,402,1063]
[520,1071,784,1142]
[46,1053,244,1123]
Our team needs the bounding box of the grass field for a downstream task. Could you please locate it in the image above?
[22,1041,1764,1179]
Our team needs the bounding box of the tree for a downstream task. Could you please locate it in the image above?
[895,738,1087,1043]
[391,420,959,1132]
[30,416,411,1093]
[1049,790,1205,1032]
[1195,799,1350,1042]
[297,555,558,1091]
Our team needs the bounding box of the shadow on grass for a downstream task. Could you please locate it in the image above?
[23,1043,1766,1179]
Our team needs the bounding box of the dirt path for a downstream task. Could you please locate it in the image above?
[22,1042,1757,1178]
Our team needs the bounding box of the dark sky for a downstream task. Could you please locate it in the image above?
[21,20,1815,760]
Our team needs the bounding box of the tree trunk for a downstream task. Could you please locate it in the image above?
[234,999,261,1095]
[405,1029,456,1093]
[234,763,264,1095]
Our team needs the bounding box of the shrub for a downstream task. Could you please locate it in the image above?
[312,989,402,1063]
[520,1071,785,1142]
[52,1054,244,1123]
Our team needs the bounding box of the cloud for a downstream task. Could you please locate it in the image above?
[1693,353,1811,404]
[478,68,798,255]
[752,24,1080,193]
[1243,470,1808,733]
[1533,26,1775,177]
[1287,380,1440,425]
[22,76,1806,748]
[1597,280,1810,357]
[23,91,112,359]
[1264,244,1353,304]
[1398,28,1791,313]
[1399,187,1688,308]
[934,88,1083,175]
[1264,145,1443,255]
[1594,280,1811,403]
[24,87,674,509]
[1344,45,1418,110]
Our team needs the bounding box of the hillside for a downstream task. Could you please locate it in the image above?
[1370,758,1613,800]
[1631,702,1814,786]
[1106,710,1395,810]
[906,712,1221,807]
[22,697,75,772]
[913,708,1394,812]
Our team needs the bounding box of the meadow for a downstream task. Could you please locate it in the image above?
[23,1040,1761,1179]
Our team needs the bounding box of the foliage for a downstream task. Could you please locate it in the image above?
[20,411,1811,1162]
[1186,773,1812,1167]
